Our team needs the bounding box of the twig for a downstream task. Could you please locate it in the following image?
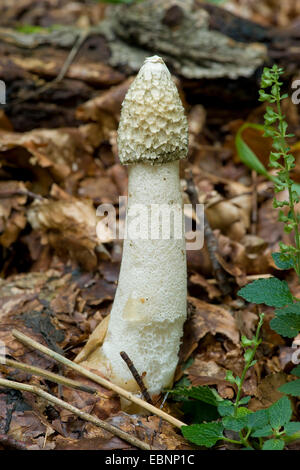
[185,171,232,295]
[157,391,169,437]
[1,357,97,394]
[7,29,90,107]
[207,274,272,283]
[55,30,89,83]
[12,330,186,429]
[244,274,272,281]
[120,351,153,405]
[251,170,258,235]
[0,378,150,450]
[0,189,44,201]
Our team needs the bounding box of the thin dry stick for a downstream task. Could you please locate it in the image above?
[185,171,231,295]
[251,170,258,235]
[151,391,170,446]
[7,29,91,108]
[0,189,44,201]
[0,378,150,450]
[120,351,153,405]
[12,330,186,429]
[0,357,97,394]
[55,30,89,83]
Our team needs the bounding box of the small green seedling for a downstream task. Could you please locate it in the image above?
[172,314,300,449]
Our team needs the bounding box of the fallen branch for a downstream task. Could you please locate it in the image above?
[1,357,97,394]
[0,378,151,450]
[12,329,186,429]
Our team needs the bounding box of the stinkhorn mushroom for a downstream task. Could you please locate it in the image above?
[81,56,188,397]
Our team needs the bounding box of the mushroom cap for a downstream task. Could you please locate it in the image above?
[117,56,188,165]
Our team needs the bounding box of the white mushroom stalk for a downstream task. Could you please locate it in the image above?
[84,56,188,397]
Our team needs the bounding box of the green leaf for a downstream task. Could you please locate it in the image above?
[272,252,295,270]
[262,439,285,450]
[238,278,293,307]
[244,349,253,363]
[291,182,300,197]
[217,400,235,417]
[235,124,274,180]
[268,396,292,429]
[284,422,300,436]
[223,407,252,432]
[241,335,254,347]
[278,379,300,397]
[270,303,300,337]
[251,425,273,437]
[247,408,269,430]
[259,91,272,102]
[181,422,224,448]
[170,386,222,406]
[291,365,300,378]
[182,400,220,423]
[225,370,236,384]
[238,396,251,405]
[235,377,241,387]
[174,376,191,389]
[270,317,299,338]
[222,416,245,432]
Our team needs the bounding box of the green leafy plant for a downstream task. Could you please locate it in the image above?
[279,365,300,397]
[237,65,300,341]
[259,65,300,277]
[173,314,300,449]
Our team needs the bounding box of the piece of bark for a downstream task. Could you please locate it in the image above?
[106,0,266,79]
[0,0,299,131]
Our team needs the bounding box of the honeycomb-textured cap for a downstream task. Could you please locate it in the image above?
[117,56,188,165]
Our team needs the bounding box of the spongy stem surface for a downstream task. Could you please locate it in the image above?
[88,161,187,395]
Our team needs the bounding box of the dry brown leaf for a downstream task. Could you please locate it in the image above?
[75,315,110,364]
[0,127,99,185]
[77,78,134,124]
[54,434,133,450]
[12,55,124,87]
[78,176,119,205]
[0,181,28,248]
[27,198,106,270]
[205,194,252,241]
[179,297,240,366]
[189,272,221,299]
[62,370,120,423]
[188,297,240,344]
[248,373,287,411]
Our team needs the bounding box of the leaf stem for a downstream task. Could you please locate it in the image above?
[222,437,243,445]
[282,431,300,444]
[274,75,300,280]
[234,314,264,417]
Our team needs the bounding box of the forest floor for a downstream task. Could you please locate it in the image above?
[0,0,300,451]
